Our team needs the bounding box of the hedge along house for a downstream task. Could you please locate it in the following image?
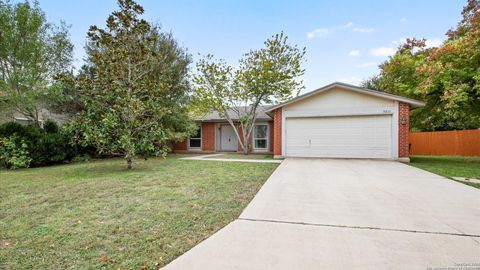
[173,82,425,162]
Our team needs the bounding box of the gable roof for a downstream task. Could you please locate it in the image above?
[195,105,274,121]
[264,82,425,113]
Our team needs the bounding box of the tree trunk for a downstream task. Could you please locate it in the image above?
[126,154,133,169]
[33,107,41,128]
[243,133,249,155]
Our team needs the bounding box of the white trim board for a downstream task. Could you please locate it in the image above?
[266,82,425,113]
[283,106,395,119]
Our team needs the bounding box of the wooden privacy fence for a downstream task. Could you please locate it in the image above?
[410,129,480,156]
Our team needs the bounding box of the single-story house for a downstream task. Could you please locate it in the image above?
[173,82,425,162]
[0,108,70,127]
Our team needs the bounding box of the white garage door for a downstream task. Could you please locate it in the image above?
[285,115,392,158]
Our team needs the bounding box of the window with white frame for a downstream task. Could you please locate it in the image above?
[253,124,268,150]
[189,125,202,149]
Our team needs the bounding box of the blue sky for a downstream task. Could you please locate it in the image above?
[39,0,464,93]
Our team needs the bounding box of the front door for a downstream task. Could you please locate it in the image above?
[220,125,237,151]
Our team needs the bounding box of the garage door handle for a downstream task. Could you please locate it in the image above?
[309,139,311,146]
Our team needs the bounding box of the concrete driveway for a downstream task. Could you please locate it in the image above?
[164,159,480,270]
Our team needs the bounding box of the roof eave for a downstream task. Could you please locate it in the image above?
[194,117,273,122]
[264,82,425,113]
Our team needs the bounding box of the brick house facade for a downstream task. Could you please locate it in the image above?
[173,83,424,161]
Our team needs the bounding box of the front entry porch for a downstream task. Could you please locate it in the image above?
[173,121,274,154]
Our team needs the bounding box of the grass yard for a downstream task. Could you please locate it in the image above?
[410,156,480,189]
[207,153,276,160]
[0,155,278,269]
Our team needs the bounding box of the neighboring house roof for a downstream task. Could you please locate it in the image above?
[264,82,426,113]
[0,108,71,125]
[196,105,274,121]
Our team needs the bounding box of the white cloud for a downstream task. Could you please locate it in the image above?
[400,17,407,23]
[391,37,407,45]
[356,62,377,68]
[343,22,354,28]
[391,37,442,48]
[353,27,374,33]
[369,46,396,57]
[307,28,330,39]
[308,22,373,39]
[425,38,443,48]
[348,50,360,56]
[336,76,362,85]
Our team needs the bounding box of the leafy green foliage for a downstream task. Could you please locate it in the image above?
[360,75,383,91]
[372,1,480,131]
[0,121,79,167]
[0,136,31,169]
[42,119,59,133]
[0,0,73,125]
[59,0,193,169]
[49,64,94,115]
[192,32,306,153]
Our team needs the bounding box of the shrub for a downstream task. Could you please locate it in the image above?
[0,136,32,169]
[0,121,24,136]
[0,120,84,168]
[43,119,59,133]
[71,154,92,163]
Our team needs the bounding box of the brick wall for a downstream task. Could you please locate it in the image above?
[202,122,215,151]
[172,139,187,151]
[237,123,275,153]
[398,102,410,158]
[273,108,282,156]
[173,120,275,153]
[269,121,274,152]
[236,125,253,153]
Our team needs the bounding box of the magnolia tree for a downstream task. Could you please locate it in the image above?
[63,0,193,169]
[192,33,306,154]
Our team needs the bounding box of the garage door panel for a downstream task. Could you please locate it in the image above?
[285,115,392,158]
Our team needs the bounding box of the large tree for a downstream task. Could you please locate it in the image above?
[0,0,73,125]
[49,64,94,115]
[360,75,382,91]
[193,32,306,154]
[66,0,193,169]
[368,0,480,131]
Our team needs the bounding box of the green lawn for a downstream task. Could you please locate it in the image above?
[409,156,480,189]
[0,155,278,269]
[207,153,276,160]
